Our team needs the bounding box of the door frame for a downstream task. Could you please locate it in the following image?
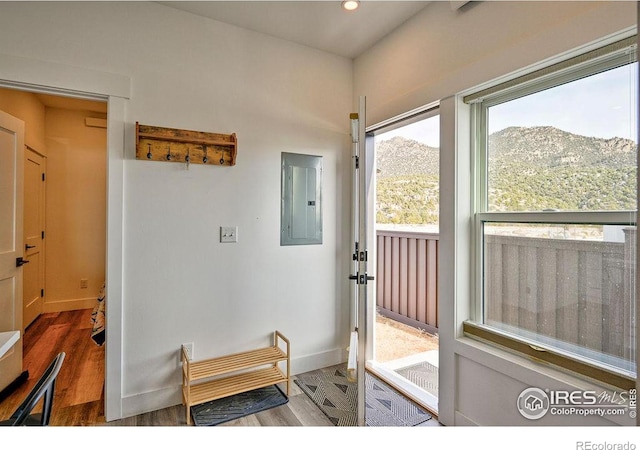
[364,101,441,415]
[351,96,376,425]
[0,52,130,421]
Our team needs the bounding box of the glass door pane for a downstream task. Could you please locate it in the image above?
[369,110,440,415]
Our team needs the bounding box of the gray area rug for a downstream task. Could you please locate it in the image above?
[395,360,439,398]
[191,384,288,426]
[294,364,432,426]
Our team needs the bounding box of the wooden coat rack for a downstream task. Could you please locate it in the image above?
[135,122,237,167]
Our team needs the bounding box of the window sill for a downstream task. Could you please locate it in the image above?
[461,322,635,391]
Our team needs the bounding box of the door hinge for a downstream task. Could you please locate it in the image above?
[41,231,45,239]
[42,173,45,182]
[41,288,44,298]
[354,156,359,169]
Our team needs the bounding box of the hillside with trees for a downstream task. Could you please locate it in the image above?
[376,127,637,224]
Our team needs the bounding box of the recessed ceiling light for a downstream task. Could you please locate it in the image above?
[342,0,360,12]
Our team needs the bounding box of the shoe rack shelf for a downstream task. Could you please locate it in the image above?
[181,330,290,425]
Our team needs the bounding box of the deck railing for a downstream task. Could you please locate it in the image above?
[375,226,636,360]
[376,228,439,335]
[485,228,636,361]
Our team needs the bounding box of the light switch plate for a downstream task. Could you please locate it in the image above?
[220,226,238,243]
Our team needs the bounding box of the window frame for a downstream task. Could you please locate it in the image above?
[465,37,638,390]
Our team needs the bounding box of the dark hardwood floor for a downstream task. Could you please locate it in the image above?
[0,309,440,427]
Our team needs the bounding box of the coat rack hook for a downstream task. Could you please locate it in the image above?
[135,123,237,167]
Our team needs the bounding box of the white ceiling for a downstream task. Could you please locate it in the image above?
[158,1,432,59]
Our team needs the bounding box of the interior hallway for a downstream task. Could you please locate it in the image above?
[0,309,105,426]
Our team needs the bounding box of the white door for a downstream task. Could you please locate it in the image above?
[349,96,376,426]
[0,110,25,392]
[23,148,45,328]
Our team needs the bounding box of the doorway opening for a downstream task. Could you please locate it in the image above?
[0,87,108,424]
[367,107,440,415]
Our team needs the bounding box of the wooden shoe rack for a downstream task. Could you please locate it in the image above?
[181,330,290,425]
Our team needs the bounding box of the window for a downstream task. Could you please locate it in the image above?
[465,36,638,389]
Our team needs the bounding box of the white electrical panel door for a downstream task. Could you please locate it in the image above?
[281,152,322,246]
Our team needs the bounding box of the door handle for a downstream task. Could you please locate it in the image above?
[25,244,36,250]
[16,257,30,267]
[348,274,375,284]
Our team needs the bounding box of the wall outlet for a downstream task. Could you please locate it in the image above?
[182,342,194,360]
[80,278,88,289]
[220,226,238,243]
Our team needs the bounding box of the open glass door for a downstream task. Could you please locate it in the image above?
[348,96,376,426]
[367,107,440,416]
[350,99,438,427]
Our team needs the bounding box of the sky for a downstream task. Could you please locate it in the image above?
[488,62,638,141]
[374,62,637,147]
[375,114,440,148]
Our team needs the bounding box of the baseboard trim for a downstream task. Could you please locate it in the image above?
[290,348,345,376]
[115,349,346,420]
[43,297,96,313]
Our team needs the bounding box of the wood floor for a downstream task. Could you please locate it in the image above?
[0,309,105,426]
[0,309,440,427]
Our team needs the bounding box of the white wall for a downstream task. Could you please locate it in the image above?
[355,1,636,426]
[0,1,353,418]
[355,1,635,126]
[45,108,107,311]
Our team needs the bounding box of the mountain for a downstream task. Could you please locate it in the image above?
[487,126,636,211]
[375,127,637,224]
[489,126,636,169]
[375,136,439,224]
[376,136,439,177]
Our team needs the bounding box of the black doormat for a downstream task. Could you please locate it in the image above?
[294,364,432,426]
[191,385,288,426]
